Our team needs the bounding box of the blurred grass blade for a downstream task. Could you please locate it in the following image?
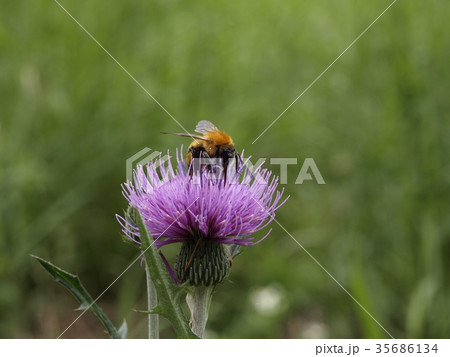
[134,210,197,338]
[31,255,122,339]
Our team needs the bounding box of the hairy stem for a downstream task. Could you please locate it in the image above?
[145,263,159,339]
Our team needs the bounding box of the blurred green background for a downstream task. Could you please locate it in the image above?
[1,0,449,338]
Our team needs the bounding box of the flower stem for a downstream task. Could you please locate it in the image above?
[145,262,159,339]
[186,286,213,338]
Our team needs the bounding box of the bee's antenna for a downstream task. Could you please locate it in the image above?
[160,132,213,143]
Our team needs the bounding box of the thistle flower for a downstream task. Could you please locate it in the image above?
[117,148,287,286]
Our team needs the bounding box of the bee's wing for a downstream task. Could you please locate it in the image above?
[195,120,219,134]
[160,132,213,142]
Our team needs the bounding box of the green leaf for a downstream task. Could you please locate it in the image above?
[31,255,122,339]
[134,210,198,338]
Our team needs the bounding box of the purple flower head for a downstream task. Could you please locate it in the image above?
[117,147,288,285]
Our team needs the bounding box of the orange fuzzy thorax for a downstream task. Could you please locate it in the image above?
[190,131,233,151]
[204,131,234,147]
[186,131,234,164]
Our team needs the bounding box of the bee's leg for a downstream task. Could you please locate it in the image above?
[236,153,242,173]
[187,149,195,176]
[188,146,205,176]
[199,151,213,186]
[200,150,211,172]
[223,161,228,186]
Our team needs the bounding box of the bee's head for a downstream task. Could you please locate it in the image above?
[217,147,237,172]
[219,146,236,162]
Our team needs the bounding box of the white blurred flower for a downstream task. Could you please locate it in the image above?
[250,285,283,315]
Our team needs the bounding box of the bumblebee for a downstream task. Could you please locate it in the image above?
[162,120,241,176]
[162,121,239,283]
